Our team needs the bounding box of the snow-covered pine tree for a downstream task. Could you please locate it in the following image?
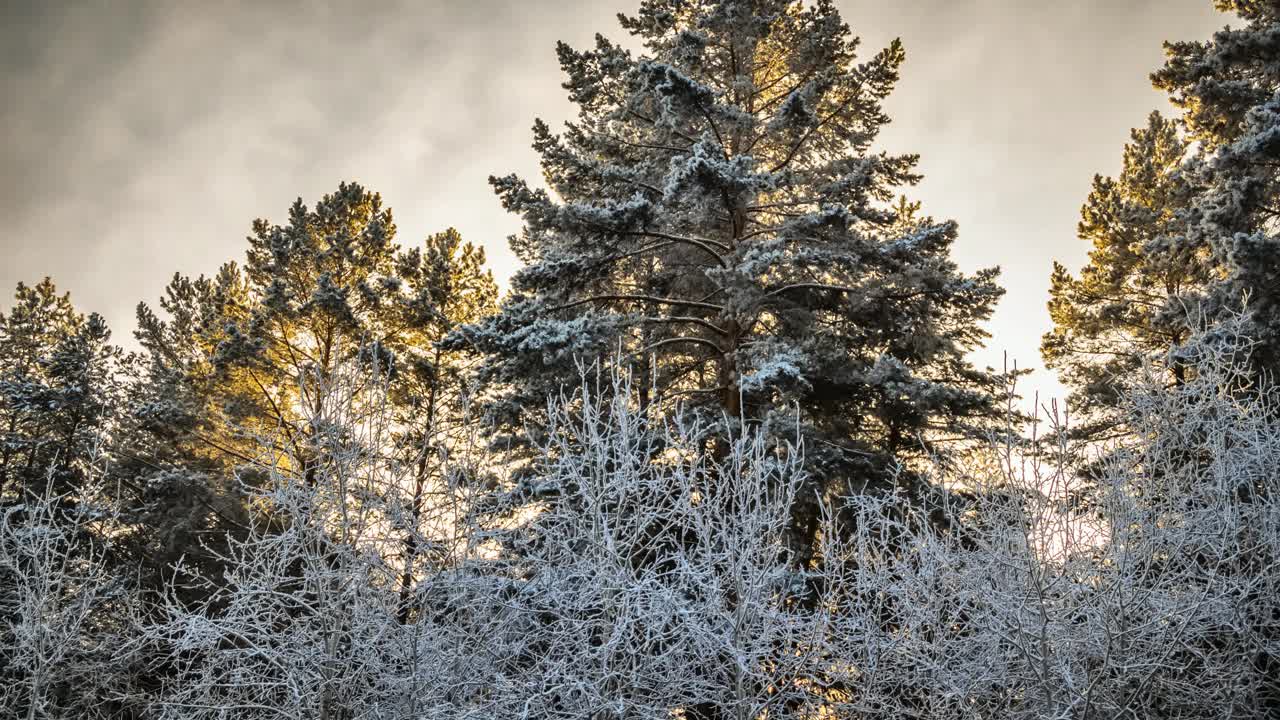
[454,0,1005,545]
[0,280,125,506]
[1152,0,1280,370]
[1042,112,1209,447]
[111,264,258,594]
[1,279,80,503]
[0,280,136,718]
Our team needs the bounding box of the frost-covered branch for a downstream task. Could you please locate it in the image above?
[139,362,482,719]
[0,475,129,719]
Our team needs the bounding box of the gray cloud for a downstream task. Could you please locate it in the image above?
[0,0,1226,400]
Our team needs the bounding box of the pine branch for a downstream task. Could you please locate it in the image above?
[551,294,725,313]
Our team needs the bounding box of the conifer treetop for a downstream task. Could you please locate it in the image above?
[456,0,1006,524]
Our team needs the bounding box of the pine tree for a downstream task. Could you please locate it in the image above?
[114,183,497,593]
[1151,0,1280,370]
[453,0,1005,548]
[112,264,258,581]
[384,228,498,615]
[0,280,124,505]
[0,281,134,716]
[1152,10,1280,707]
[1,279,77,502]
[1043,112,1210,445]
[1043,12,1280,709]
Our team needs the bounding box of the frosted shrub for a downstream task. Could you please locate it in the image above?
[140,363,476,720]
[89,323,1280,718]
[448,371,823,719]
[0,477,130,719]
[426,336,1280,719]
[854,319,1280,719]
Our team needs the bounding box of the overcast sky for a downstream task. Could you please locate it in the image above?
[1,0,1228,402]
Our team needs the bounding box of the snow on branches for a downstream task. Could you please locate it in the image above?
[2,319,1279,718]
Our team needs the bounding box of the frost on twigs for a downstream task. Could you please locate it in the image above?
[0,474,130,720]
[138,362,485,720]
[7,321,1280,717]
[460,368,814,718]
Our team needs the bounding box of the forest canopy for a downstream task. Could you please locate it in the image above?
[2,1,1278,718]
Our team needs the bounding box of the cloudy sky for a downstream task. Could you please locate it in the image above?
[1,0,1227,401]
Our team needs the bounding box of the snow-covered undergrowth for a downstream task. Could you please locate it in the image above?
[3,329,1277,719]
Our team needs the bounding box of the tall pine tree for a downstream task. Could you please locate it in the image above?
[0,280,124,505]
[1152,0,1280,370]
[1045,9,1280,710]
[114,183,497,591]
[1151,5,1280,708]
[1043,112,1209,445]
[454,0,1005,550]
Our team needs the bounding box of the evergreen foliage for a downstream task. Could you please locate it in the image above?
[1043,112,1207,444]
[1047,0,1280,442]
[453,0,1006,552]
[7,1,1280,716]
[1151,0,1280,368]
[0,279,125,505]
[112,183,497,592]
